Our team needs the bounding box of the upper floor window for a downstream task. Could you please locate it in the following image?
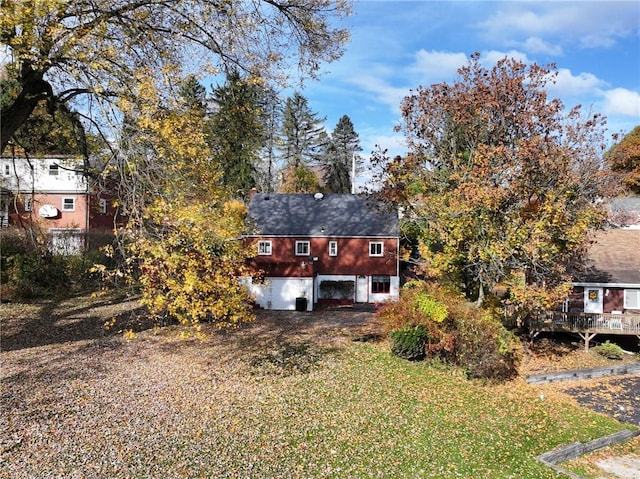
[99,198,108,214]
[329,241,338,257]
[624,289,640,309]
[295,241,310,256]
[369,241,383,257]
[258,240,272,255]
[49,164,59,176]
[62,197,75,211]
[4,164,10,176]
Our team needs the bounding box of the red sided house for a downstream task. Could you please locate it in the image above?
[1,156,122,253]
[566,228,640,316]
[243,193,400,311]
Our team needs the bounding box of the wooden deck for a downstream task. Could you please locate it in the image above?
[527,311,640,351]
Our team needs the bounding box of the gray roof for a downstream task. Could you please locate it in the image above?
[246,193,398,237]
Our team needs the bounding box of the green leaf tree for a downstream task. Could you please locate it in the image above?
[380,53,609,312]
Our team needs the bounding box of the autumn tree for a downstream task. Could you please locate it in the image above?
[1,0,351,153]
[2,1,351,325]
[606,126,640,194]
[322,114,362,193]
[381,53,609,312]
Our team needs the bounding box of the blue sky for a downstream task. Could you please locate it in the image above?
[300,0,640,171]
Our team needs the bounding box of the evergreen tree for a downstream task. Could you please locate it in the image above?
[206,72,265,196]
[323,114,362,193]
[280,92,327,168]
[255,86,283,193]
[178,75,207,114]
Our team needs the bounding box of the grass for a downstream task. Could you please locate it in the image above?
[1,294,637,478]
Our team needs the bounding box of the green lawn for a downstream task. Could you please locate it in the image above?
[1,300,634,478]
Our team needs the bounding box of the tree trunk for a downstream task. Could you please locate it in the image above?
[1,64,52,153]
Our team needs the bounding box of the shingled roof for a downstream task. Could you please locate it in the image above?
[579,229,640,284]
[246,193,398,238]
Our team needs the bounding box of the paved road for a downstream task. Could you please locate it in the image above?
[566,375,640,426]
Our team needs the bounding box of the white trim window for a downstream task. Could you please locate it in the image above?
[624,289,640,309]
[99,198,108,214]
[24,196,33,212]
[372,275,391,294]
[369,241,383,257]
[295,241,310,256]
[329,241,338,257]
[258,240,272,255]
[62,197,76,211]
[49,164,59,176]
[4,164,10,176]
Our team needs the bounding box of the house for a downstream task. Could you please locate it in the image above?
[1,156,121,253]
[566,228,640,315]
[243,192,400,311]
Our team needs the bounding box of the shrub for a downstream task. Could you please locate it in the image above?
[4,253,70,298]
[450,311,521,380]
[390,325,429,361]
[594,341,624,360]
[378,280,521,380]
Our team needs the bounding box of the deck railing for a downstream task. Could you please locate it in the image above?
[527,311,640,334]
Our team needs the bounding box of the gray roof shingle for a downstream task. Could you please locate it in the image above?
[246,193,398,238]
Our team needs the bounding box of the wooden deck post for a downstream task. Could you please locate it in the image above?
[577,332,597,351]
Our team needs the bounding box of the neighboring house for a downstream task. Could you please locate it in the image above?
[566,228,640,315]
[607,196,640,229]
[243,192,400,311]
[1,156,120,253]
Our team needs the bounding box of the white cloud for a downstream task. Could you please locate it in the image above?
[409,50,467,83]
[602,88,640,118]
[521,37,563,56]
[346,74,410,114]
[547,68,607,98]
[475,3,639,51]
[481,49,530,65]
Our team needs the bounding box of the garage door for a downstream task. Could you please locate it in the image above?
[250,277,313,311]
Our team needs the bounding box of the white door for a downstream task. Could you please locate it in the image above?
[584,287,603,314]
[355,275,368,303]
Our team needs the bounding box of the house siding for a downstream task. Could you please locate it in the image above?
[250,236,399,278]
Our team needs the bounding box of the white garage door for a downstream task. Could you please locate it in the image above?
[249,277,313,311]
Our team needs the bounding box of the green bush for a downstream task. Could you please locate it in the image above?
[594,341,624,360]
[390,325,429,361]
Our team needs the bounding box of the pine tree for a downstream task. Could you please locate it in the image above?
[255,86,283,193]
[280,92,327,168]
[206,72,265,196]
[323,114,362,193]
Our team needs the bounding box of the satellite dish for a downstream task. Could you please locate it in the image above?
[38,204,58,218]
[314,192,324,200]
